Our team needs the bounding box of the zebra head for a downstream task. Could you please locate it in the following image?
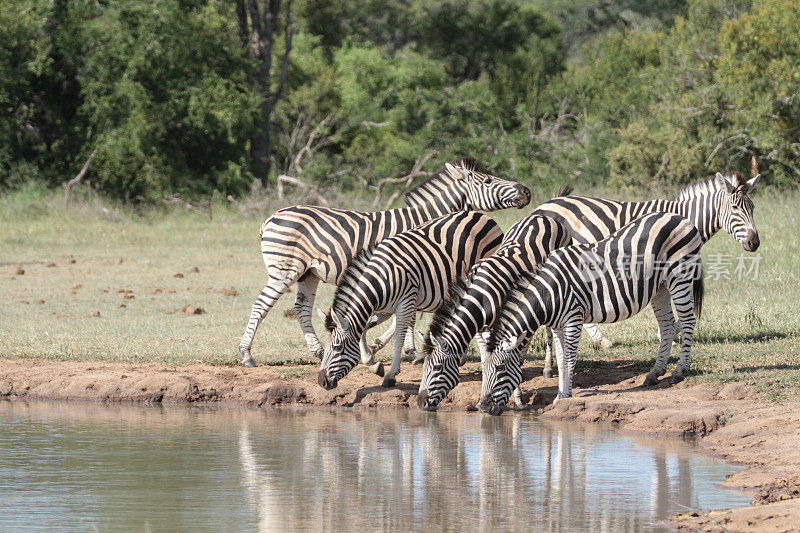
[478,335,524,416]
[718,171,760,252]
[417,333,461,411]
[317,309,360,390]
[445,162,531,211]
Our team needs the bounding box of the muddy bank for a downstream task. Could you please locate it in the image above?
[1,357,799,531]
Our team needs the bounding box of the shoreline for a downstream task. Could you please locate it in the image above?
[2,357,799,531]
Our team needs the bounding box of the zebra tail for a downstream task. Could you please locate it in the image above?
[553,185,573,198]
[693,260,704,320]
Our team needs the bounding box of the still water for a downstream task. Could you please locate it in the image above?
[0,401,749,532]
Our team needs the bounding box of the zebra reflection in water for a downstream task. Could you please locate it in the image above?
[236,412,709,531]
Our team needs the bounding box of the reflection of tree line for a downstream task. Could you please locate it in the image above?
[238,411,706,532]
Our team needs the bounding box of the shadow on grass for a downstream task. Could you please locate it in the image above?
[695,330,793,344]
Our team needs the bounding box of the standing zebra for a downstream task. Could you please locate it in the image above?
[416,213,571,411]
[480,213,704,415]
[535,171,760,374]
[317,211,504,389]
[239,157,530,366]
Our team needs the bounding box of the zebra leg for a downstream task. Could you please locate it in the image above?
[382,298,416,388]
[510,336,533,410]
[476,327,491,365]
[584,324,613,349]
[239,272,297,367]
[294,273,324,359]
[369,317,396,355]
[405,313,424,364]
[669,280,696,385]
[644,285,677,387]
[553,318,582,403]
[543,327,555,378]
[359,331,385,377]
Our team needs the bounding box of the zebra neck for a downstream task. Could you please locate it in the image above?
[673,190,723,243]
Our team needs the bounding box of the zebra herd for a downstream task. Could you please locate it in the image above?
[240,157,761,415]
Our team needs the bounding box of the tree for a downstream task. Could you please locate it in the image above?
[236,0,294,184]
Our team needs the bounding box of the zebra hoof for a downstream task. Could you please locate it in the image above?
[543,370,552,379]
[313,348,324,360]
[370,362,385,377]
[670,374,686,385]
[368,344,381,356]
[642,375,659,387]
[241,358,256,368]
[381,376,396,388]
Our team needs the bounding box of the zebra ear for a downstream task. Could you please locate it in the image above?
[500,335,519,352]
[417,330,428,343]
[717,172,736,194]
[445,162,468,180]
[330,308,350,331]
[743,174,760,193]
[317,307,329,321]
[481,329,492,343]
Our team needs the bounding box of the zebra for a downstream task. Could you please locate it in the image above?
[238,157,530,366]
[535,170,760,375]
[317,211,504,389]
[416,213,572,411]
[480,212,705,415]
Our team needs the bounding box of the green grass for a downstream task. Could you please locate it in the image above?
[2,185,799,399]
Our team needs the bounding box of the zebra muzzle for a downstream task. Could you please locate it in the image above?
[317,369,338,390]
[417,389,438,411]
[477,395,504,416]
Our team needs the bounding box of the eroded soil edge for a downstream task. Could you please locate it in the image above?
[1,358,798,532]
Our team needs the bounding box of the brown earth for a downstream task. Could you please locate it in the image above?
[1,357,799,532]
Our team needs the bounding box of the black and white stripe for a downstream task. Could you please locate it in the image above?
[317,211,504,389]
[238,158,530,366]
[416,214,571,411]
[480,212,704,414]
[534,171,759,365]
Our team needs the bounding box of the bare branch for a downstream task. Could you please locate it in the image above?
[277,174,329,206]
[64,149,98,204]
[370,150,438,210]
[291,115,331,175]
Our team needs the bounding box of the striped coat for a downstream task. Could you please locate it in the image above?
[417,214,571,410]
[238,157,530,366]
[532,172,760,366]
[318,211,504,389]
[481,213,704,414]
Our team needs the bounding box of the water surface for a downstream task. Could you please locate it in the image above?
[0,401,750,532]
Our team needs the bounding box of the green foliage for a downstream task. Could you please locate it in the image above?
[718,0,800,185]
[2,0,799,200]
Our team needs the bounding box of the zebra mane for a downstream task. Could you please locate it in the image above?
[674,172,745,201]
[404,157,481,207]
[553,184,574,198]
[486,270,542,352]
[422,271,477,355]
[326,244,378,331]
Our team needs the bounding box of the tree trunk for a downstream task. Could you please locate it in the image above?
[237,0,293,187]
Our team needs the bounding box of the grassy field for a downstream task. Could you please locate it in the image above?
[2,185,799,399]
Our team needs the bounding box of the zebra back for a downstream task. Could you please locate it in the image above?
[258,158,529,286]
[535,173,759,249]
[489,212,704,349]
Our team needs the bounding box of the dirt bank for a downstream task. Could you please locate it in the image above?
[1,357,799,531]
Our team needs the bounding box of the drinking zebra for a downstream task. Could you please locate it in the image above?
[416,213,571,411]
[535,170,759,374]
[481,212,704,415]
[317,211,504,389]
[239,157,530,366]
